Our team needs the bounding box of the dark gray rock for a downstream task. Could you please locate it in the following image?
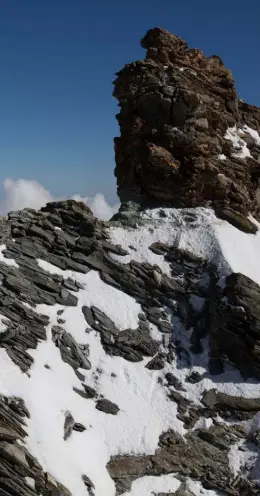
[52,326,91,370]
[82,474,95,496]
[73,422,86,433]
[102,325,160,364]
[165,373,186,391]
[96,399,120,415]
[71,251,92,265]
[73,387,90,399]
[216,208,258,234]
[82,384,97,399]
[145,354,165,370]
[66,258,90,273]
[64,411,75,440]
[57,289,78,306]
[92,306,119,334]
[185,371,204,384]
[116,328,159,357]
[202,389,260,412]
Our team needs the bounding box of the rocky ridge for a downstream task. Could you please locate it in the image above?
[113,27,260,233]
[1,27,260,496]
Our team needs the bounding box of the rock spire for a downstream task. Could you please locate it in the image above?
[113,27,260,232]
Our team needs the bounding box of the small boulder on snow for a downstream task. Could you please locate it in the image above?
[95,399,120,415]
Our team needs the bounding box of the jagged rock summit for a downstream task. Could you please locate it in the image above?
[114,27,260,233]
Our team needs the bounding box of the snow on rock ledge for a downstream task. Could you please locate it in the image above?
[110,206,260,287]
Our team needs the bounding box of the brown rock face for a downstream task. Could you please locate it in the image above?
[113,27,260,226]
[107,426,254,495]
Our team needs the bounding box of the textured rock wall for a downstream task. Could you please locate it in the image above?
[113,28,260,230]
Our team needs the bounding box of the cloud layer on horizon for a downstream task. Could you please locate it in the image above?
[0,178,119,221]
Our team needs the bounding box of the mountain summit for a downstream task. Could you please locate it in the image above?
[1,29,260,496]
[114,27,260,233]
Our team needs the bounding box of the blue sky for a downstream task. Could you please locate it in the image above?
[0,0,259,203]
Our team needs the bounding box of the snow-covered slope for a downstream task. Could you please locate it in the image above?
[1,203,260,496]
[110,206,260,286]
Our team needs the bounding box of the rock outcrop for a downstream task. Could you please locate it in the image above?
[113,27,260,232]
[213,272,260,379]
[107,425,252,495]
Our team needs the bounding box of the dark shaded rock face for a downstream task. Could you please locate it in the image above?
[113,27,260,231]
[213,273,260,379]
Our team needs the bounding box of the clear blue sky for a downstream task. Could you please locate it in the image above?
[0,0,259,202]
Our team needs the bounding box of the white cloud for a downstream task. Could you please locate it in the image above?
[84,192,119,221]
[0,178,119,221]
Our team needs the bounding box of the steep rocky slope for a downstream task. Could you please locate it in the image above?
[1,28,260,496]
[113,28,260,234]
[1,200,260,495]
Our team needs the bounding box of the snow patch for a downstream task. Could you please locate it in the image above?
[37,261,141,330]
[0,244,19,267]
[228,440,257,477]
[243,125,260,146]
[25,477,35,489]
[110,208,231,280]
[121,474,181,495]
[0,315,9,334]
[185,479,223,495]
[110,207,260,287]
[108,225,172,275]
[214,216,260,286]
[192,417,213,431]
[225,126,251,158]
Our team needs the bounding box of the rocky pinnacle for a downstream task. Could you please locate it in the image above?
[113,27,260,233]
